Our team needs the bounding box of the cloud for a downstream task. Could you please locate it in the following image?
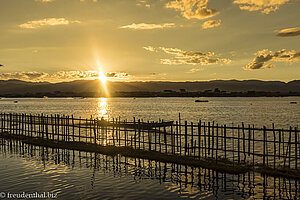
[202,19,221,29]
[0,72,48,81]
[233,0,289,14]
[276,27,300,37]
[105,72,129,79]
[165,0,219,20]
[0,71,130,82]
[185,67,204,73]
[35,0,99,2]
[143,46,156,52]
[244,49,300,70]
[35,0,55,2]
[144,46,231,65]
[19,18,80,29]
[120,23,175,30]
[136,0,151,8]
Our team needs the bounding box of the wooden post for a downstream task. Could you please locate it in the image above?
[41,114,44,139]
[208,122,210,157]
[138,119,141,149]
[176,121,179,153]
[204,122,207,159]
[154,123,157,152]
[9,113,12,134]
[30,114,33,138]
[191,122,193,156]
[124,120,127,147]
[158,125,161,152]
[89,116,93,144]
[279,129,281,165]
[198,121,201,158]
[295,127,298,169]
[179,121,182,156]
[263,126,266,166]
[184,121,188,156]
[78,117,81,142]
[45,115,49,140]
[288,126,292,168]
[134,118,137,149]
[72,115,75,142]
[252,125,255,167]
[94,119,97,144]
[248,124,251,157]
[148,121,151,151]
[51,115,54,141]
[216,123,219,161]
[112,118,115,146]
[242,122,246,162]
[272,124,276,168]
[237,125,240,163]
[224,125,227,160]
[212,122,215,159]
[164,124,167,153]
[171,123,174,154]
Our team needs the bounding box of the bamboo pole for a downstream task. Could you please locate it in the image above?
[263,126,266,166]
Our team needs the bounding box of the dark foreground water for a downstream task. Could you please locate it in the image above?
[0,138,299,200]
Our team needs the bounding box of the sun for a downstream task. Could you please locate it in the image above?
[96,60,109,97]
[98,71,107,84]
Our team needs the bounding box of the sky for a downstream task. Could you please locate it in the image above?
[0,0,299,82]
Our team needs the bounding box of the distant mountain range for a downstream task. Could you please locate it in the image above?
[0,79,299,97]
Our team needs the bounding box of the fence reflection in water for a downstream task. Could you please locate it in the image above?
[0,138,299,200]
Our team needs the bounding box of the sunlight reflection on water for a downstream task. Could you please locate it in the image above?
[97,98,109,120]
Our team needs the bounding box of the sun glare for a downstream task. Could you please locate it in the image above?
[98,71,107,84]
[96,60,109,97]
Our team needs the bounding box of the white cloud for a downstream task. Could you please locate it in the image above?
[165,0,219,20]
[277,27,300,37]
[120,23,175,30]
[202,19,221,29]
[19,18,80,29]
[144,46,231,65]
[244,49,300,70]
[233,0,289,14]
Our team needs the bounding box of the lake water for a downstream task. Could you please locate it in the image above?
[0,139,299,200]
[0,97,299,199]
[0,97,299,128]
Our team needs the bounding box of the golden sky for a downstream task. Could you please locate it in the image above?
[0,0,299,82]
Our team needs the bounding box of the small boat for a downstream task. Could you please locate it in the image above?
[95,120,174,129]
[13,100,18,103]
[290,102,297,104]
[195,100,209,102]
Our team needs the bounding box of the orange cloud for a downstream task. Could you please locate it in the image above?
[277,27,300,37]
[244,49,300,70]
[166,0,219,20]
[202,19,221,29]
[233,0,289,14]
